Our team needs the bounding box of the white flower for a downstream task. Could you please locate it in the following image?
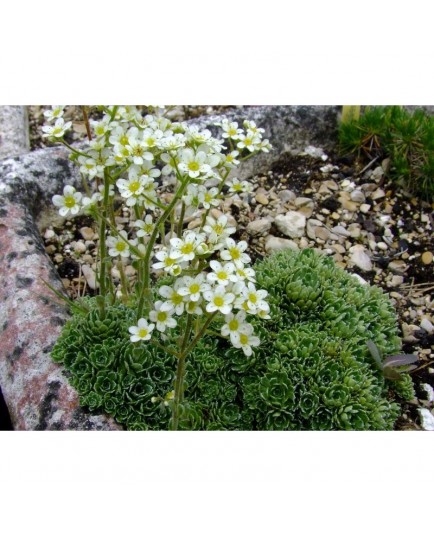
[221,120,243,140]
[224,150,240,168]
[178,274,210,302]
[152,250,183,276]
[42,117,72,138]
[134,215,154,237]
[235,282,269,314]
[43,106,65,122]
[52,185,82,216]
[235,265,256,283]
[185,299,204,315]
[159,280,186,316]
[178,149,211,179]
[141,128,164,149]
[220,238,251,268]
[149,301,177,332]
[237,131,262,152]
[129,318,155,342]
[221,310,250,345]
[198,186,220,209]
[182,183,201,209]
[78,156,104,179]
[91,117,111,138]
[243,120,265,135]
[203,285,235,315]
[226,177,253,194]
[232,329,260,357]
[126,136,153,165]
[169,231,203,263]
[207,260,238,286]
[106,230,132,258]
[203,214,236,245]
[116,174,147,206]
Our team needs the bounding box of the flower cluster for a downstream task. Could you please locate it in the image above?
[46,105,273,416]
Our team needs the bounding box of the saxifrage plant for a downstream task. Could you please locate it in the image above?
[52,248,415,430]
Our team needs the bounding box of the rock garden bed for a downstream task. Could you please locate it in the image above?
[1,105,432,430]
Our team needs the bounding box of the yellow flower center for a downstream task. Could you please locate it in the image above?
[116,242,126,251]
[229,247,240,260]
[239,333,249,345]
[213,224,224,235]
[172,293,183,305]
[120,134,129,146]
[129,181,141,193]
[189,283,200,294]
[228,319,239,331]
[181,243,194,255]
[213,296,224,307]
[217,271,228,281]
[138,328,149,338]
[188,161,200,172]
[248,293,257,304]
[157,311,167,322]
[64,196,76,208]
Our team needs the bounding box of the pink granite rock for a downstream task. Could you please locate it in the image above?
[0,148,122,430]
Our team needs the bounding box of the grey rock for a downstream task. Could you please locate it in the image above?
[0,106,30,159]
[265,235,299,254]
[348,245,373,271]
[275,211,306,238]
[191,105,340,180]
[246,218,272,236]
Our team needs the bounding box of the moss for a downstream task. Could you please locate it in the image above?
[51,249,412,430]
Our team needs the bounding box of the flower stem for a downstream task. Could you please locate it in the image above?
[170,314,193,431]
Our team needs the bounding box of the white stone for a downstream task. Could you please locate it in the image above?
[246,218,272,236]
[81,264,98,290]
[360,203,371,214]
[264,235,299,254]
[331,225,351,237]
[371,188,386,201]
[350,273,368,285]
[348,245,373,271]
[80,226,95,240]
[306,219,323,239]
[274,211,306,238]
[420,317,434,334]
[277,190,296,203]
[421,383,434,404]
[418,408,434,431]
[350,190,365,203]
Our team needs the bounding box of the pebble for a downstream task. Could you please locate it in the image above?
[54,253,63,264]
[306,219,324,240]
[350,190,365,203]
[371,188,386,201]
[377,242,388,251]
[274,211,306,238]
[390,275,404,286]
[44,229,55,240]
[420,317,434,334]
[418,408,434,431]
[74,241,86,254]
[388,260,408,274]
[255,192,269,205]
[81,265,98,290]
[264,235,299,253]
[421,251,433,265]
[348,245,373,271]
[80,226,95,240]
[315,227,330,241]
[277,189,296,204]
[331,225,350,237]
[359,204,371,214]
[246,218,272,236]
